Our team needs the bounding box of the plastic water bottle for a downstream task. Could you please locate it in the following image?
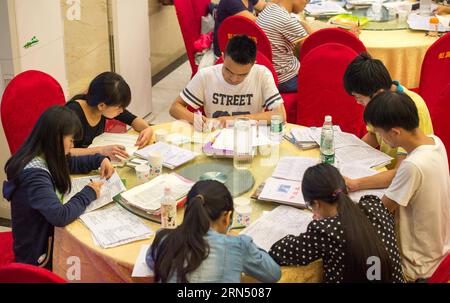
[270,100,284,142]
[161,187,177,229]
[420,0,432,16]
[320,116,335,165]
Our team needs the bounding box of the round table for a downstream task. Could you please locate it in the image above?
[53,122,323,283]
[306,17,440,89]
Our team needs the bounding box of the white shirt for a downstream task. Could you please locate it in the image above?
[385,135,450,281]
[180,64,282,119]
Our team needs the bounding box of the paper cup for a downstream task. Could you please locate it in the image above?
[235,205,252,227]
[135,164,150,184]
[147,151,163,177]
[155,129,168,142]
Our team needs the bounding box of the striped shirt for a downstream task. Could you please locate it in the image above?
[256,4,307,83]
[180,64,282,119]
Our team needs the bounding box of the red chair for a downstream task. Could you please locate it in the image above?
[216,52,297,123]
[418,33,450,111]
[429,83,450,170]
[428,254,450,283]
[174,0,211,78]
[296,43,366,137]
[299,28,366,62]
[0,232,15,266]
[218,15,273,62]
[0,263,66,283]
[104,119,127,133]
[1,70,66,155]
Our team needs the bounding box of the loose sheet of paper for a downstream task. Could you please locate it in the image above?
[240,205,313,252]
[134,142,198,169]
[339,164,387,202]
[79,204,153,249]
[271,157,318,182]
[63,171,126,213]
[132,244,154,278]
[211,127,273,151]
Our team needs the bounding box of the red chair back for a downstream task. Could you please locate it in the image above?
[419,33,450,111]
[296,43,366,137]
[299,28,366,62]
[218,15,273,62]
[428,254,450,283]
[429,83,450,171]
[1,70,66,155]
[104,119,127,133]
[0,263,66,283]
[174,0,211,78]
[0,232,15,267]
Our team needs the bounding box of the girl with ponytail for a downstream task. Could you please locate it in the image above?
[269,164,404,283]
[146,180,281,283]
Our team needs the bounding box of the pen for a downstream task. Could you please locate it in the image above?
[357,19,360,27]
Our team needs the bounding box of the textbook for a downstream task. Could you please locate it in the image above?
[329,14,370,29]
[134,142,198,169]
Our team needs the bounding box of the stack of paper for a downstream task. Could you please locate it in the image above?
[134,142,198,169]
[258,157,317,208]
[407,13,450,32]
[79,204,153,248]
[301,128,392,169]
[63,171,126,213]
[305,1,347,16]
[89,133,139,165]
[120,173,194,214]
[339,164,387,202]
[240,205,313,252]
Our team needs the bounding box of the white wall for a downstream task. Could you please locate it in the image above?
[0,0,14,94]
[111,0,152,118]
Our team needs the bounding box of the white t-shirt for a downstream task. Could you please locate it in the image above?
[180,64,282,119]
[385,135,450,281]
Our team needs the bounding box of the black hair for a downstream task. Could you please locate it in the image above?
[224,35,257,65]
[343,52,392,97]
[151,180,234,283]
[68,72,131,108]
[302,164,394,283]
[5,105,83,194]
[364,91,419,131]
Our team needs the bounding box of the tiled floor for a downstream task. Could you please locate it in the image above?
[149,61,191,125]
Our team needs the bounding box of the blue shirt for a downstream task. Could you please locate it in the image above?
[147,229,281,283]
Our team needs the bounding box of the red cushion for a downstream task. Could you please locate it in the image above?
[299,28,366,62]
[0,70,66,155]
[429,83,450,171]
[0,232,15,267]
[0,263,66,283]
[428,254,450,283]
[419,33,450,111]
[218,15,273,62]
[174,0,211,78]
[281,92,298,124]
[296,43,366,138]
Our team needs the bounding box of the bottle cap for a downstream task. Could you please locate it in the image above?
[325,115,332,123]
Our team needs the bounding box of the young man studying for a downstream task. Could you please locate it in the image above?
[363,91,450,282]
[170,35,286,127]
[342,53,433,192]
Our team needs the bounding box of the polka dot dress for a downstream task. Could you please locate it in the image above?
[268,195,404,283]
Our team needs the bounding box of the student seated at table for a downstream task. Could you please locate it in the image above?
[213,0,267,58]
[66,72,154,161]
[146,180,281,283]
[269,163,404,283]
[342,52,433,192]
[2,106,114,270]
[363,91,450,282]
[170,35,286,128]
[256,0,309,93]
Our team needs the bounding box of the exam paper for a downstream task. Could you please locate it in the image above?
[63,172,126,213]
[240,205,313,252]
[79,204,153,249]
[271,157,318,182]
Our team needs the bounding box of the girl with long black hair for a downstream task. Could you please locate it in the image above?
[3,105,114,269]
[269,163,404,283]
[66,72,154,161]
[147,180,281,283]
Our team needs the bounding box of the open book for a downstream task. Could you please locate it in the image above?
[88,132,139,166]
[134,142,198,169]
